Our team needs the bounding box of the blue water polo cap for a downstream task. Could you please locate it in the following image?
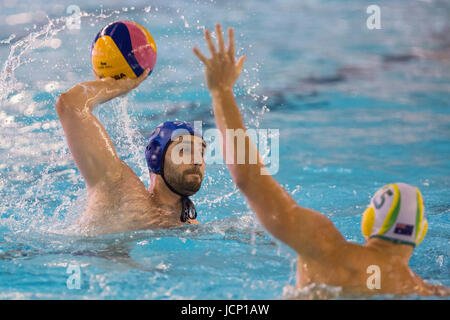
[145,121,202,174]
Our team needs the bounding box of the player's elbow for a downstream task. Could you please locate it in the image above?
[55,93,68,116]
[56,91,81,116]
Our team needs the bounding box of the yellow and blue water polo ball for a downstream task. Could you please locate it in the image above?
[91,20,157,79]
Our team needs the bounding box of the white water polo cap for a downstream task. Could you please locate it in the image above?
[361,183,428,247]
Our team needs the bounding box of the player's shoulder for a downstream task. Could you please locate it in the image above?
[333,241,382,271]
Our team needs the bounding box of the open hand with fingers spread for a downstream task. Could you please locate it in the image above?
[193,24,246,93]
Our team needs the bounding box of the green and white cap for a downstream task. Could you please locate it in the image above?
[361,183,427,247]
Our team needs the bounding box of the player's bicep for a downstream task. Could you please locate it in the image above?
[56,99,123,187]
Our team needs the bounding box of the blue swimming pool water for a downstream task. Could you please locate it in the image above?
[0,0,449,299]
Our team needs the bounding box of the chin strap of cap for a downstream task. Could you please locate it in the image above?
[180,196,197,222]
[160,153,197,223]
[161,173,197,223]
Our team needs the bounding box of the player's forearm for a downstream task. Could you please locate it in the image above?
[211,88,266,188]
[210,88,300,241]
[211,88,244,133]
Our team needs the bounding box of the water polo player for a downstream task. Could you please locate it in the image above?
[56,73,206,235]
[193,24,449,296]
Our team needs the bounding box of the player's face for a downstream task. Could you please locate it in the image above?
[164,135,206,196]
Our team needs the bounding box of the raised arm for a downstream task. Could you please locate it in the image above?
[55,70,149,188]
[193,25,347,260]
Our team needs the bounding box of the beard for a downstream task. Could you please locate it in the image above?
[164,166,203,196]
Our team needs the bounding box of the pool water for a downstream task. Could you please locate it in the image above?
[0,0,449,299]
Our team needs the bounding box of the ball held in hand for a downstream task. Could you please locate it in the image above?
[91,20,157,80]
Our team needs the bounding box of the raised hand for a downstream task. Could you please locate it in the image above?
[193,24,246,93]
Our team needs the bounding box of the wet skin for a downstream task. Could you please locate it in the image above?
[193,23,449,297]
[56,71,206,235]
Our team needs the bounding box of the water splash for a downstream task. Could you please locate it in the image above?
[282,283,343,300]
[0,4,265,237]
